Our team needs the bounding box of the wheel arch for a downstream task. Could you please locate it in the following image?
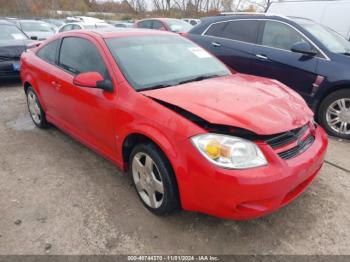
[315,84,350,120]
[121,132,182,207]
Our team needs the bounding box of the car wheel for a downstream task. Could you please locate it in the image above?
[129,143,180,216]
[319,89,350,139]
[26,86,49,129]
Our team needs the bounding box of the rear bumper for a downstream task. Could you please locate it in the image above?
[175,126,328,220]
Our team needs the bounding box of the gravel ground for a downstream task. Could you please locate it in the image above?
[0,80,349,255]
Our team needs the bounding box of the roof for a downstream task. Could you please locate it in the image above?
[63,28,174,39]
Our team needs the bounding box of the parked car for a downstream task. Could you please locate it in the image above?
[134,18,193,33]
[57,22,112,33]
[108,20,134,28]
[182,18,201,26]
[0,20,34,79]
[20,29,327,220]
[187,14,350,139]
[267,0,350,40]
[42,18,65,31]
[15,20,55,40]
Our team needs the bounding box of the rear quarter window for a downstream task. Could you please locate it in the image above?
[36,39,59,64]
[205,20,260,44]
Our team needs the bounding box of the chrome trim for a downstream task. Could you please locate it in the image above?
[201,18,330,61]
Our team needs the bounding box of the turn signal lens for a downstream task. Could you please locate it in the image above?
[205,140,221,159]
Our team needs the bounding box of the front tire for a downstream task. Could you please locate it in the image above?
[129,143,180,216]
[26,86,49,129]
[318,89,350,139]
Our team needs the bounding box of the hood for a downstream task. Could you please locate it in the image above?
[141,74,313,135]
[0,39,34,61]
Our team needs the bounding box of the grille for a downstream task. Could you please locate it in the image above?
[264,123,315,160]
[265,124,309,149]
[278,135,315,160]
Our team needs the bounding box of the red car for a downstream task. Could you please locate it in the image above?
[20,29,328,220]
[134,18,193,33]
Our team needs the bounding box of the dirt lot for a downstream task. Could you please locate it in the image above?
[0,80,349,255]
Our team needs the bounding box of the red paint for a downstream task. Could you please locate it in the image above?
[20,30,328,220]
[73,72,104,87]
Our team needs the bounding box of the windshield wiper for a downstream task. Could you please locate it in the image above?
[177,74,221,85]
[340,52,350,56]
[138,83,173,92]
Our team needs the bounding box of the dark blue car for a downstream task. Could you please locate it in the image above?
[187,14,350,139]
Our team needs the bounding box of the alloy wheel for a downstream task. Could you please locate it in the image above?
[132,152,164,209]
[326,98,350,135]
[27,90,42,125]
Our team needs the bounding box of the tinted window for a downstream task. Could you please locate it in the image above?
[58,37,109,79]
[138,20,152,29]
[37,39,59,64]
[205,20,260,44]
[221,20,260,43]
[152,20,165,30]
[205,22,228,37]
[261,21,306,51]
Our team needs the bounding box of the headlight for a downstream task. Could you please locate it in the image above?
[191,134,267,169]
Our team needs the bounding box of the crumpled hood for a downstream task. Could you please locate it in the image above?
[141,74,313,135]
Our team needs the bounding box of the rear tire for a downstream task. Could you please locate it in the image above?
[26,86,49,129]
[318,89,350,139]
[129,143,180,216]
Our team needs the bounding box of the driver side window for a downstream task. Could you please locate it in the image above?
[261,21,307,51]
[58,37,110,80]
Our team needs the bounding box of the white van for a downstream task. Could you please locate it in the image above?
[267,0,350,40]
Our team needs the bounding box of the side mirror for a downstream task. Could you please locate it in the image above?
[291,42,317,56]
[73,72,113,92]
[30,36,38,40]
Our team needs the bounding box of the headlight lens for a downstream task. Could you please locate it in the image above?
[191,134,267,169]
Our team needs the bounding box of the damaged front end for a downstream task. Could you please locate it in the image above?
[149,97,317,161]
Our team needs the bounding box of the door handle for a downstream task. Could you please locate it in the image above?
[211,42,221,47]
[51,81,61,90]
[256,54,268,60]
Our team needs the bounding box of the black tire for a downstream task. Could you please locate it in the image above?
[318,89,350,139]
[26,86,49,129]
[129,142,180,216]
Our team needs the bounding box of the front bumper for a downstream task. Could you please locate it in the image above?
[0,60,20,79]
[175,126,328,220]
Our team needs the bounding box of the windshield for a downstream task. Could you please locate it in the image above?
[21,21,53,32]
[106,35,230,91]
[166,19,193,33]
[295,18,350,54]
[0,24,28,40]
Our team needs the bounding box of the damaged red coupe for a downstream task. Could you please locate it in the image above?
[20,29,328,220]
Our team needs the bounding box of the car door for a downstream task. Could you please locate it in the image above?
[193,20,261,74]
[34,39,60,115]
[251,20,320,99]
[50,36,117,156]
